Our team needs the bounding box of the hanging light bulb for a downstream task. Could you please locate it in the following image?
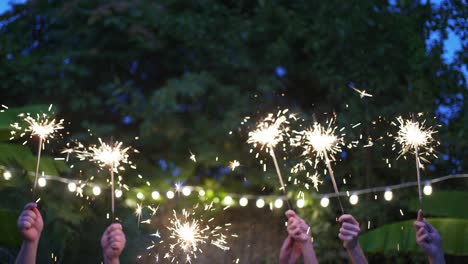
[38,177,47,187]
[349,194,359,205]
[239,197,248,207]
[137,192,144,200]
[67,182,77,192]
[223,196,233,205]
[274,199,283,209]
[296,199,305,208]
[198,189,206,196]
[3,170,12,180]
[182,187,191,196]
[423,184,432,195]
[115,189,123,198]
[92,186,101,196]
[384,190,393,201]
[151,191,160,200]
[320,197,330,207]
[256,198,265,208]
[166,190,175,199]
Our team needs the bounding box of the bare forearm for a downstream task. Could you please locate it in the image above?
[428,252,445,264]
[15,241,38,264]
[302,241,318,264]
[346,244,368,264]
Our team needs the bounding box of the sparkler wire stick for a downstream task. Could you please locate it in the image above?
[32,138,43,199]
[269,148,291,209]
[324,152,344,214]
[110,164,115,220]
[415,147,423,210]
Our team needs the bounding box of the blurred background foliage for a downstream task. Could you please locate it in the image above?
[0,0,467,263]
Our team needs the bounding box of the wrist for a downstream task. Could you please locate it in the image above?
[428,251,445,264]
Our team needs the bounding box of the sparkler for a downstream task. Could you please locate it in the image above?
[247,109,294,208]
[228,160,240,171]
[143,203,235,263]
[392,115,438,209]
[73,138,133,219]
[293,117,346,213]
[10,105,64,199]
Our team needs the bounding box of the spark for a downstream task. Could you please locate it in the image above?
[350,85,373,98]
[229,160,240,171]
[189,151,196,162]
[135,203,143,226]
[1,104,7,112]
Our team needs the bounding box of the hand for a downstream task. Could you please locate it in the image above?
[338,214,361,250]
[17,203,43,243]
[414,210,444,262]
[279,210,311,264]
[101,223,126,263]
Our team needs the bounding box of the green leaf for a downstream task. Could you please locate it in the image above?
[408,191,468,219]
[359,218,468,256]
[0,209,22,248]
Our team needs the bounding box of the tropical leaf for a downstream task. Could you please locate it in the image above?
[408,191,468,219]
[359,218,468,256]
[0,209,21,248]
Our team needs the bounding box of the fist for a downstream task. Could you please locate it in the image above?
[286,210,310,243]
[17,203,43,242]
[101,223,126,261]
[338,214,361,250]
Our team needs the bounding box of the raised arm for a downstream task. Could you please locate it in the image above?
[101,223,126,264]
[15,203,43,264]
[338,214,368,264]
[414,210,445,264]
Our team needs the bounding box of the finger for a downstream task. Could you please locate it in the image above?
[416,227,427,238]
[19,219,32,229]
[425,222,435,233]
[340,229,358,238]
[339,214,359,226]
[417,209,423,221]
[22,210,37,219]
[414,221,425,229]
[417,234,428,243]
[20,216,34,225]
[108,230,124,238]
[338,233,353,241]
[24,203,37,210]
[342,222,360,232]
[285,210,296,219]
[31,207,42,221]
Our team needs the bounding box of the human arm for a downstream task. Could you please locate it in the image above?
[338,214,367,264]
[414,210,445,264]
[15,203,43,264]
[101,223,126,264]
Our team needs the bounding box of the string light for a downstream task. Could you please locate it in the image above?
[92,186,101,196]
[182,187,191,196]
[67,182,77,192]
[349,194,359,205]
[3,170,12,180]
[296,199,305,208]
[223,196,233,205]
[274,199,283,208]
[423,184,432,195]
[38,177,47,187]
[320,197,330,207]
[151,191,160,200]
[256,198,265,208]
[384,190,393,201]
[198,189,206,197]
[137,192,144,200]
[167,190,175,199]
[115,189,123,198]
[239,197,248,207]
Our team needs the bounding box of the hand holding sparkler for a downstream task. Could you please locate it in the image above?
[414,210,445,264]
[338,214,368,264]
[280,210,317,264]
[101,223,126,264]
[15,203,43,264]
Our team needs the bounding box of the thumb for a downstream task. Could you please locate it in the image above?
[417,209,423,221]
[285,210,296,219]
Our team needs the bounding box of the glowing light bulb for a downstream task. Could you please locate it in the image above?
[38,177,47,187]
[223,196,233,205]
[93,186,101,196]
[67,182,77,192]
[320,197,330,207]
[349,194,358,205]
[198,189,205,196]
[182,187,191,196]
[239,197,248,207]
[152,191,160,200]
[423,184,432,195]
[296,199,305,208]
[115,189,123,198]
[3,170,12,180]
[384,190,393,201]
[167,190,175,199]
[274,199,283,208]
[137,192,144,200]
[256,198,265,208]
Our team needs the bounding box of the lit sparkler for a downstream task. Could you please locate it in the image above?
[10,104,64,198]
[350,85,373,98]
[247,109,294,208]
[72,138,134,219]
[293,117,346,213]
[392,115,438,209]
[228,160,240,171]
